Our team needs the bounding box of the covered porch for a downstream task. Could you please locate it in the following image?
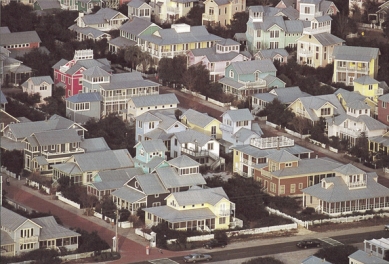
[111,186,146,215]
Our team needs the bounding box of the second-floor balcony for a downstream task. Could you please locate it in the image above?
[336,65,368,73]
[202,13,216,22]
[303,25,331,35]
[181,147,209,157]
[167,7,179,14]
[160,50,186,58]
[218,209,232,216]
[347,181,367,188]
[41,148,84,158]
[242,79,266,88]
[298,49,313,57]
[19,236,39,244]
[338,127,363,138]
[375,88,383,96]
[102,90,159,102]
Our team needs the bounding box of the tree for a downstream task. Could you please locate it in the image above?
[258,99,295,128]
[12,92,41,107]
[310,117,328,144]
[186,5,205,26]
[314,245,358,264]
[349,132,370,162]
[228,11,249,35]
[292,116,309,137]
[243,257,285,264]
[40,86,66,117]
[17,49,53,77]
[182,64,210,94]
[76,228,110,253]
[124,46,143,70]
[331,13,357,40]
[1,150,23,174]
[138,50,154,73]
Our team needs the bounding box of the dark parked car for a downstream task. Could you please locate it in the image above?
[203,239,227,249]
[385,224,389,231]
[296,239,321,249]
[183,253,212,263]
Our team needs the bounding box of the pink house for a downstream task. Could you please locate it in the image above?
[378,93,389,126]
[52,50,112,98]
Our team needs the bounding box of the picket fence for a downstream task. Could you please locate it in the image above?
[207,97,231,108]
[58,249,111,261]
[56,192,81,209]
[26,179,51,195]
[1,166,17,178]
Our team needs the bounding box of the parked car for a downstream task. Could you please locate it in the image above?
[296,239,321,249]
[203,239,227,249]
[385,224,389,231]
[183,253,212,263]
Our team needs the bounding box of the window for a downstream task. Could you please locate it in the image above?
[21,228,34,238]
[74,102,90,111]
[368,84,373,90]
[338,61,346,68]
[298,183,303,189]
[87,172,93,182]
[290,184,296,193]
[229,70,234,78]
[279,185,285,194]
[256,41,261,50]
[270,182,276,193]
[270,42,279,49]
[321,107,331,116]
[285,162,292,167]
[270,30,279,38]
[304,6,310,14]
[256,30,261,37]
[219,217,226,224]
[209,7,214,15]
[149,122,154,129]
[207,143,214,150]
[138,121,143,128]
[383,101,387,108]
[174,139,177,146]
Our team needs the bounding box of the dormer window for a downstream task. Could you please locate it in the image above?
[368,85,373,90]
[229,70,234,78]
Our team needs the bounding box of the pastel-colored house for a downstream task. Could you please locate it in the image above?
[21,76,53,104]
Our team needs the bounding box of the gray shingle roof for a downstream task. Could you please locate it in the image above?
[180,109,218,128]
[80,137,110,152]
[28,129,81,146]
[232,127,260,142]
[172,187,228,206]
[82,66,111,77]
[155,166,205,188]
[32,216,80,240]
[135,173,169,195]
[190,46,242,63]
[296,94,344,122]
[66,92,102,103]
[119,16,158,35]
[82,8,126,25]
[1,230,14,245]
[35,0,62,9]
[111,186,146,203]
[136,139,167,152]
[0,31,41,46]
[255,48,288,59]
[108,36,136,48]
[127,0,148,8]
[1,207,39,231]
[173,129,211,146]
[333,163,365,175]
[222,108,254,122]
[312,32,344,46]
[22,76,53,87]
[69,25,109,39]
[130,93,179,107]
[266,149,300,162]
[168,155,200,168]
[302,172,389,203]
[253,86,310,105]
[332,46,380,62]
[284,20,304,33]
[230,59,276,75]
[90,167,144,190]
[379,93,389,103]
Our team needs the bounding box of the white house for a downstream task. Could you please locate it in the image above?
[127,93,179,118]
[21,76,53,104]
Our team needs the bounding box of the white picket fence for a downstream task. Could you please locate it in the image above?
[135,228,153,240]
[58,249,111,261]
[1,166,17,178]
[181,88,206,100]
[284,128,310,139]
[56,192,81,209]
[26,179,51,194]
[308,138,326,148]
[266,207,308,228]
[207,97,231,107]
[227,223,297,237]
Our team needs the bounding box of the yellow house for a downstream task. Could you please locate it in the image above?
[143,186,236,231]
[353,75,383,103]
[137,24,223,63]
[180,109,222,139]
[332,46,380,86]
[202,0,246,27]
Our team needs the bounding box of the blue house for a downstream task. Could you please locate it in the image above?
[134,139,169,173]
[65,92,102,124]
[218,59,285,99]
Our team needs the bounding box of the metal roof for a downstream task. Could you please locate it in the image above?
[127,0,149,8]
[119,16,158,35]
[190,46,242,63]
[22,76,53,87]
[312,32,344,46]
[130,93,179,107]
[256,48,288,59]
[222,108,254,122]
[1,207,40,231]
[29,129,81,146]
[80,137,110,152]
[253,86,310,104]
[173,129,211,146]
[143,205,216,223]
[171,187,228,206]
[155,166,206,188]
[136,111,162,122]
[333,163,365,175]
[354,75,380,85]
[266,149,300,162]
[301,255,332,264]
[32,216,80,240]
[218,77,245,89]
[284,20,304,33]
[232,127,260,142]
[230,59,276,75]
[66,92,102,103]
[111,185,146,203]
[108,36,136,48]
[82,66,111,77]
[332,46,380,62]
[69,25,108,39]
[180,109,218,128]
[379,93,389,103]
[302,172,389,203]
[135,139,167,152]
[349,250,389,264]
[90,167,144,190]
[168,155,200,168]
[135,173,169,195]
[1,230,14,245]
[0,31,41,46]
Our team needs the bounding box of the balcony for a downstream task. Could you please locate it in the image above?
[339,127,362,138]
[202,13,216,22]
[160,50,186,58]
[19,236,38,244]
[243,79,266,88]
[218,210,231,216]
[220,123,233,133]
[298,49,313,57]
[303,25,331,35]
[181,147,209,157]
[250,136,294,149]
[260,169,272,179]
[167,7,179,14]
[375,88,383,96]
[102,91,159,102]
[347,181,367,188]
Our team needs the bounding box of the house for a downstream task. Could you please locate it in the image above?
[368,130,389,155]
[327,95,387,147]
[353,75,384,103]
[0,109,19,135]
[335,88,376,118]
[170,129,223,168]
[1,114,86,151]
[254,48,289,64]
[332,46,381,86]
[52,149,134,185]
[348,237,389,264]
[138,23,223,62]
[112,173,170,214]
[187,38,250,82]
[232,135,313,179]
[252,86,310,113]
[180,109,222,139]
[277,0,338,16]
[0,29,41,58]
[143,186,238,231]
[128,0,152,21]
[219,59,285,99]
[296,32,344,68]
[59,0,103,13]
[378,93,389,126]
[1,46,33,86]
[135,110,187,155]
[377,0,389,28]
[149,0,199,24]
[21,76,54,104]
[202,0,246,27]
[52,49,112,98]
[245,6,304,54]
[133,139,169,173]
[65,92,102,123]
[87,167,144,200]
[127,93,179,119]
[23,129,85,175]
[302,164,389,216]
[108,16,161,53]
[156,155,206,193]
[0,207,80,257]
[69,8,128,41]
[287,93,345,126]
[33,0,62,14]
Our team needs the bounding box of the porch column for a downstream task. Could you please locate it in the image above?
[302,193,305,208]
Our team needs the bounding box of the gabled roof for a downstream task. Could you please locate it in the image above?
[127,0,150,8]
[302,255,332,264]
[180,109,219,128]
[134,173,169,195]
[130,93,179,107]
[80,137,110,152]
[27,129,81,146]
[155,166,206,188]
[32,216,80,240]
[303,172,389,203]
[35,0,62,10]
[353,75,380,85]
[230,59,276,75]
[333,113,387,131]
[232,127,261,142]
[310,32,344,46]
[81,8,127,25]
[1,207,40,231]
[170,187,228,206]
[90,167,143,190]
[190,46,242,63]
[332,46,380,62]
[82,66,111,77]
[333,163,365,175]
[173,129,212,146]
[73,149,134,172]
[119,16,159,35]
[143,205,215,222]
[0,31,41,46]
[111,185,146,203]
[168,155,200,168]
[255,48,288,59]
[221,108,254,122]
[335,88,367,106]
[379,93,389,103]
[253,86,310,105]
[22,76,53,87]
[135,139,167,152]
[349,250,389,264]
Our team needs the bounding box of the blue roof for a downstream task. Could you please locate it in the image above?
[66,92,102,103]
